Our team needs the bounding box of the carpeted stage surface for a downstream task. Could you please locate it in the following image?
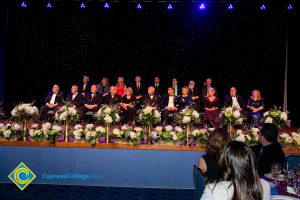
[0,184,195,200]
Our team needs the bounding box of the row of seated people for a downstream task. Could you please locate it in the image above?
[39,84,265,127]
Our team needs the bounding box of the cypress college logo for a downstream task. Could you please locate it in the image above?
[8,162,36,191]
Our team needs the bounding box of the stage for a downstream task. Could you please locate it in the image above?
[0,142,299,189]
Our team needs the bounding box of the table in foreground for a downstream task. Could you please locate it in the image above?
[0,141,299,189]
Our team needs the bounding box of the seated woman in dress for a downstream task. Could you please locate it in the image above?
[121,87,136,124]
[177,86,193,110]
[116,77,126,97]
[200,141,271,200]
[198,128,231,182]
[203,87,220,127]
[247,89,264,127]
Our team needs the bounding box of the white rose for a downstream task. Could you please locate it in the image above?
[251,128,259,135]
[291,132,300,137]
[171,132,178,141]
[151,131,158,139]
[59,112,67,121]
[13,124,21,131]
[3,130,12,138]
[263,111,270,117]
[199,129,207,135]
[104,107,112,114]
[18,104,25,111]
[264,117,273,124]
[33,106,39,115]
[96,126,105,133]
[174,126,183,132]
[134,127,143,132]
[42,122,52,130]
[192,111,200,119]
[192,129,200,136]
[235,134,245,142]
[129,131,137,139]
[104,115,113,124]
[11,108,18,116]
[144,107,153,115]
[165,125,173,132]
[154,110,161,119]
[115,114,120,122]
[182,116,191,124]
[280,133,290,138]
[233,111,241,118]
[85,124,94,130]
[52,125,62,132]
[139,114,143,120]
[155,126,163,131]
[236,129,243,135]
[29,129,36,137]
[113,129,120,137]
[74,124,83,130]
[280,112,288,121]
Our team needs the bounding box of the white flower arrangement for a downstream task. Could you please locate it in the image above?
[1,123,21,140]
[84,125,98,145]
[220,107,244,126]
[11,103,39,121]
[280,132,300,147]
[138,106,161,126]
[97,105,120,124]
[263,106,288,129]
[179,109,200,124]
[55,104,79,122]
[95,126,106,137]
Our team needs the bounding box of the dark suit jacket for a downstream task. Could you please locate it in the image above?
[201,85,218,98]
[224,95,246,109]
[154,84,164,97]
[103,93,122,106]
[44,91,64,106]
[189,87,200,97]
[66,93,83,108]
[84,93,102,106]
[251,142,286,176]
[170,84,181,96]
[132,83,146,97]
[161,94,178,109]
[142,94,160,108]
[79,83,90,94]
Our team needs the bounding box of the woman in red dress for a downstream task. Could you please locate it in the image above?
[116,77,126,97]
[203,87,220,128]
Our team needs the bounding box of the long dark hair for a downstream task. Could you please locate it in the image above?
[218,141,263,200]
[207,128,231,161]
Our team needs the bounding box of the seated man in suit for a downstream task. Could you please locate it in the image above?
[188,80,201,111]
[154,76,163,98]
[79,84,102,121]
[141,86,160,108]
[39,84,64,121]
[251,123,286,176]
[103,86,122,106]
[224,86,248,121]
[66,85,83,109]
[161,87,179,126]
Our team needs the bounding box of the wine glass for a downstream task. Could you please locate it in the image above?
[271,163,282,186]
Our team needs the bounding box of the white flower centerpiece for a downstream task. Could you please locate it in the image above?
[138,106,161,136]
[11,103,39,141]
[190,128,209,146]
[72,124,84,143]
[220,107,244,135]
[263,106,288,129]
[0,123,21,141]
[42,123,63,144]
[151,126,186,146]
[28,123,44,141]
[96,105,120,144]
[84,124,98,145]
[178,108,200,146]
[55,103,79,142]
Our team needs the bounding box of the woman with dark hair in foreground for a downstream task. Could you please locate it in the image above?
[200,141,271,200]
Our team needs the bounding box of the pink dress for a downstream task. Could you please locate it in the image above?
[117,85,126,97]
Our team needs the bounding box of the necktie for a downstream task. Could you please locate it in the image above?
[137,84,140,89]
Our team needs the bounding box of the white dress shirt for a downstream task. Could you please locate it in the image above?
[200,179,270,200]
[83,84,87,91]
[167,96,175,108]
[49,93,57,104]
[173,85,178,96]
[72,93,78,100]
[232,96,240,109]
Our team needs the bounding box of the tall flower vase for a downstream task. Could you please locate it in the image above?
[105,123,110,144]
[147,123,152,144]
[23,120,27,141]
[227,123,233,139]
[185,123,191,146]
[64,121,69,142]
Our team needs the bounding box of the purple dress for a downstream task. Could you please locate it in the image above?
[203,97,220,127]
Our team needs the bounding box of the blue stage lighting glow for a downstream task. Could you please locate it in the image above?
[287,4,293,10]
[137,3,142,9]
[228,4,234,10]
[21,2,27,8]
[199,3,205,10]
[167,4,173,10]
[260,4,266,10]
[46,3,52,8]
[104,3,110,9]
[80,3,86,9]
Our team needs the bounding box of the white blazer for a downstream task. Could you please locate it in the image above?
[200,179,271,200]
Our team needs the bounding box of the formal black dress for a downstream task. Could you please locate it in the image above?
[202,154,220,182]
[121,96,136,124]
